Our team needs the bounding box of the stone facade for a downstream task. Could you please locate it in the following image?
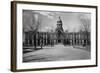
[23,31,90,47]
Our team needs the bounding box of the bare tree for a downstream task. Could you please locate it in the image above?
[79,14,91,33]
[30,14,40,33]
[79,14,91,46]
[31,14,41,49]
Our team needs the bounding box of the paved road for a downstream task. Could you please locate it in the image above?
[23,44,90,62]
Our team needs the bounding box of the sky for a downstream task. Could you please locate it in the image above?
[23,10,91,32]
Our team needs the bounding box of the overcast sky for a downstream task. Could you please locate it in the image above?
[23,10,91,32]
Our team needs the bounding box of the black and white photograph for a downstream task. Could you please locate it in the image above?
[23,10,91,62]
[11,1,97,71]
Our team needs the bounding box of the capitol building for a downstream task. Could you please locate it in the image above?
[23,16,90,48]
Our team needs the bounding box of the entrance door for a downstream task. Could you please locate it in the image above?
[58,39,61,43]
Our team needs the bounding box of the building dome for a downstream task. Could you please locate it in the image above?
[57,16,63,25]
[55,16,64,43]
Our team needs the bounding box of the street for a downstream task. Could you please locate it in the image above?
[23,44,90,62]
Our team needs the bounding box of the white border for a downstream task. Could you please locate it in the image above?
[17,3,96,69]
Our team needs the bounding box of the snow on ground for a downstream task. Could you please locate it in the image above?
[23,44,90,62]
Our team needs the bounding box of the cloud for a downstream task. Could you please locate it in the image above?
[78,13,91,20]
[33,11,54,19]
[23,10,91,32]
